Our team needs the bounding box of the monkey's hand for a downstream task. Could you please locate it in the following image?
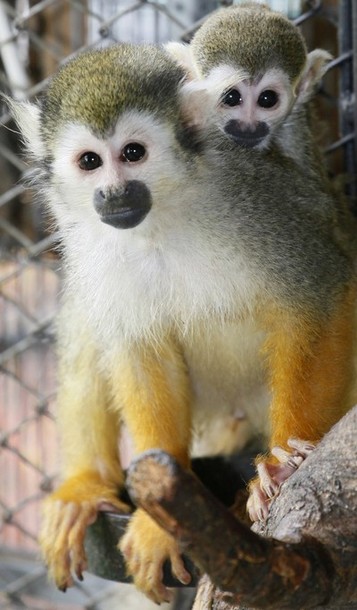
[39,471,130,591]
[247,439,315,522]
[120,508,191,603]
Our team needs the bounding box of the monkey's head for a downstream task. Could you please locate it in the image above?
[167,3,331,149]
[9,44,199,232]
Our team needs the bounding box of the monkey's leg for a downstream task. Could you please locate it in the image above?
[114,337,192,604]
[40,336,129,591]
[248,292,355,522]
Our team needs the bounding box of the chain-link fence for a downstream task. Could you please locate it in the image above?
[0,1,356,609]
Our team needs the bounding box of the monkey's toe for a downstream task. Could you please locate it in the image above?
[287,437,315,458]
[247,482,270,522]
[40,500,93,590]
[120,508,190,602]
[248,440,316,522]
[40,479,130,590]
[271,438,315,479]
[248,459,295,522]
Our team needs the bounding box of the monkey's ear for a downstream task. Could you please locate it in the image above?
[295,49,333,104]
[165,42,200,80]
[5,97,44,159]
[179,79,216,130]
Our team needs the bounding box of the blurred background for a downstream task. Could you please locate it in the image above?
[0,1,356,609]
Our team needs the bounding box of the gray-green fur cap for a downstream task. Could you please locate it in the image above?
[191,3,307,81]
[40,43,185,146]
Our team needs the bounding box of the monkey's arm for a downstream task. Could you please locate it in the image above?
[248,287,356,521]
[114,336,192,604]
[39,301,129,591]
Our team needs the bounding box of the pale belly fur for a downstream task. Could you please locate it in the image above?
[183,319,271,458]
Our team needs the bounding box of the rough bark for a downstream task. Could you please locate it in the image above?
[126,406,357,609]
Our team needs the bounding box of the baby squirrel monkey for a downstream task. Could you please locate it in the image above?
[166,1,331,181]
[9,41,357,604]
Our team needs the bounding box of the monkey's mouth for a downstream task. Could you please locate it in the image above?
[224,120,269,148]
[100,207,150,229]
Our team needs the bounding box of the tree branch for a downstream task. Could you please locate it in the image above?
[127,407,357,609]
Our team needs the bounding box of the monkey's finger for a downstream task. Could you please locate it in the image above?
[39,499,63,558]
[257,462,280,499]
[247,484,269,522]
[124,546,173,604]
[97,495,132,513]
[50,502,82,589]
[48,517,76,589]
[54,504,95,588]
[124,549,172,604]
[53,502,81,554]
[120,541,139,574]
[136,559,173,605]
[287,438,315,457]
[48,550,74,593]
[267,458,300,486]
[271,446,293,463]
[170,550,191,586]
[271,446,304,470]
[119,536,133,562]
[68,502,97,580]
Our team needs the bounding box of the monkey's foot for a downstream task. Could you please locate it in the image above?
[39,474,130,591]
[247,439,315,522]
[120,508,191,603]
[271,438,315,472]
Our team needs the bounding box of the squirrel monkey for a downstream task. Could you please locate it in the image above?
[9,41,357,604]
[166,1,332,180]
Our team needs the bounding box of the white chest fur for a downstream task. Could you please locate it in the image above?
[64,210,263,348]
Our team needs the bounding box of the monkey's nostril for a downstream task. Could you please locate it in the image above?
[99,190,105,200]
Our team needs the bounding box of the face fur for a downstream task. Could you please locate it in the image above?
[192,64,297,150]
[48,109,191,233]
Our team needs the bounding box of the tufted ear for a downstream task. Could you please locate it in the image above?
[5,96,44,159]
[164,41,201,80]
[178,78,217,132]
[295,49,333,104]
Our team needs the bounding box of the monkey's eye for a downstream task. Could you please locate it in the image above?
[257,90,279,109]
[221,88,242,107]
[121,142,146,163]
[78,152,103,171]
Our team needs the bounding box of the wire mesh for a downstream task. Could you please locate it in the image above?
[0,1,356,608]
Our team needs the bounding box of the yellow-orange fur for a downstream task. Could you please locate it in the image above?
[244,283,357,513]
[261,283,356,450]
[112,338,191,467]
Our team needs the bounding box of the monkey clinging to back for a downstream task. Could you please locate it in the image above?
[167,1,332,182]
[9,41,357,604]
